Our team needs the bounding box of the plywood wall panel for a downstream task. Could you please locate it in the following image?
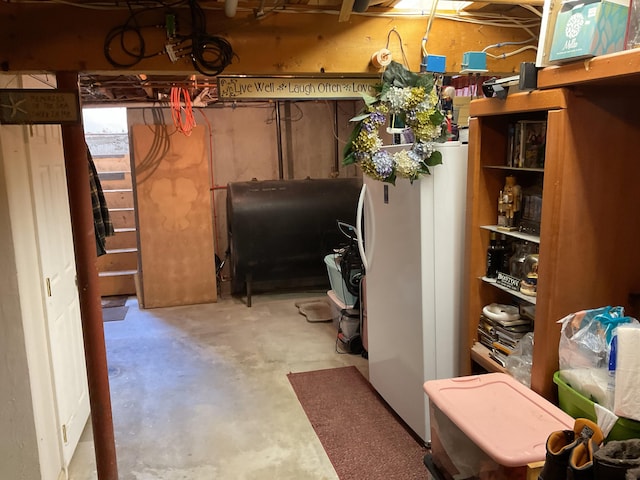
[285,101,339,179]
[209,103,280,184]
[131,124,216,308]
[128,103,362,290]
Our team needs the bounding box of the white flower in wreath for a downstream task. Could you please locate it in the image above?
[343,63,447,184]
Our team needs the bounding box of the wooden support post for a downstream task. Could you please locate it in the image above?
[56,71,119,480]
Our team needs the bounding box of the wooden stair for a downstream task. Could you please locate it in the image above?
[95,156,138,297]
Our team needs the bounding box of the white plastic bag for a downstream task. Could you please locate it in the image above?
[506,332,534,387]
[558,306,633,371]
[557,306,637,410]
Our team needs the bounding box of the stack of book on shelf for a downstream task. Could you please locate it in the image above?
[506,120,547,169]
[478,303,534,367]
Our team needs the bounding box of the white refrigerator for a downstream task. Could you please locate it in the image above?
[356,142,468,442]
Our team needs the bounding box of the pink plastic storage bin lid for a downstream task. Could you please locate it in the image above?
[423,373,574,467]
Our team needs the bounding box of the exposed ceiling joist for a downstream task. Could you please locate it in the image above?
[2,0,541,105]
[339,0,357,21]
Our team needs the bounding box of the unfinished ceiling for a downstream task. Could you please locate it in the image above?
[78,74,219,106]
[8,0,542,106]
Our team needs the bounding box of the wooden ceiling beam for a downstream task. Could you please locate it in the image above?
[463,0,543,12]
[339,0,356,22]
[0,4,538,76]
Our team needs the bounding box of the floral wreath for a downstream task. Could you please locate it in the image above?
[343,61,446,184]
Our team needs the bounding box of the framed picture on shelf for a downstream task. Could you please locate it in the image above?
[510,120,547,168]
[519,187,543,235]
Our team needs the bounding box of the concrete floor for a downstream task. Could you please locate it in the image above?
[68,290,369,480]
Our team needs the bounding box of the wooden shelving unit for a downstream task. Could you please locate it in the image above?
[462,70,640,400]
[481,277,538,304]
[538,49,640,89]
[471,342,507,374]
[480,225,540,244]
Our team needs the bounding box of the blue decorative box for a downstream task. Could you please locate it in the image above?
[461,52,487,72]
[549,0,629,62]
[422,54,446,73]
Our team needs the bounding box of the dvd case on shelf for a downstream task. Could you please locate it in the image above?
[508,120,547,168]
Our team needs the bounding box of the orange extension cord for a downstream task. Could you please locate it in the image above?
[170,86,196,136]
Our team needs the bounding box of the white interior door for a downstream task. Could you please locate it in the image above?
[27,122,90,467]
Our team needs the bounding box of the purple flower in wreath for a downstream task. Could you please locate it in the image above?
[372,150,393,177]
[408,149,422,163]
[370,110,386,125]
[403,129,415,144]
[343,61,445,183]
[413,141,435,159]
[362,122,376,133]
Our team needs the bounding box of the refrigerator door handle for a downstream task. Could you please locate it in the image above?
[356,183,374,271]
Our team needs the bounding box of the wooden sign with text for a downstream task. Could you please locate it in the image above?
[217,76,379,100]
[0,89,80,125]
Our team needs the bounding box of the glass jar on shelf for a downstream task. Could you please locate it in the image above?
[509,241,534,279]
[520,254,539,297]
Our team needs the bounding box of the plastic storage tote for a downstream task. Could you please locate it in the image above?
[554,371,640,441]
[324,253,357,307]
[423,373,574,480]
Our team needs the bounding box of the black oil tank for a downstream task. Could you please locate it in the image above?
[226,177,362,295]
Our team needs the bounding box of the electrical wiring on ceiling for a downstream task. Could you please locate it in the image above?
[21,0,542,27]
[385,28,410,70]
[79,73,221,105]
[420,0,440,58]
[103,2,177,68]
[186,0,235,75]
[443,13,540,38]
[265,102,304,125]
[482,38,538,60]
[520,4,543,17]
[17,0,542,105]
[29,0,542,66]
[102,0,234,75]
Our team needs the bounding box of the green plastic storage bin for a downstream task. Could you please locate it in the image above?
[554,371,640,441]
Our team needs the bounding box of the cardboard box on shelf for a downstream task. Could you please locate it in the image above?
[549,0,630,63]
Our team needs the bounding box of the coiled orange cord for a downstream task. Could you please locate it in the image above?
[170,86,196,136]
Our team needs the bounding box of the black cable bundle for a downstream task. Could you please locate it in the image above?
[103,0,234,75]
[187,0,235,76]
[104,1,176,68]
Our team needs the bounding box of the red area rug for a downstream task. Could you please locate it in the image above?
[287,365,428,480]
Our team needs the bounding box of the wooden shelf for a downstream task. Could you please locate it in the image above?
[481,225,540,244]
[465,83,640,401]
[484,165,544,173]
[471,342,507,374]
[462,89,572,401]
[469,90,569,117]
[481,276,537,304]
[538,49,640,89]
